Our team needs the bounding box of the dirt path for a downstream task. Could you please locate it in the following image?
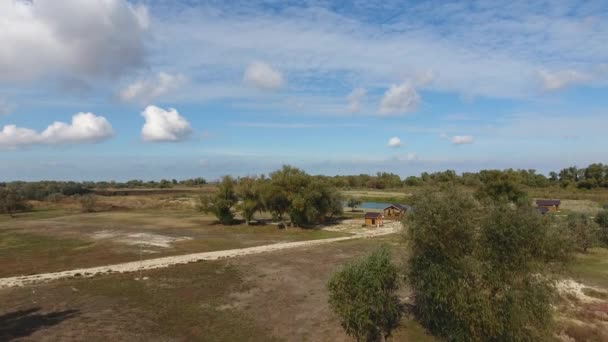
[0,221,400,289]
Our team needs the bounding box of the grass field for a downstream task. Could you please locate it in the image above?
[0,203,349,277]
[0,234,437,341]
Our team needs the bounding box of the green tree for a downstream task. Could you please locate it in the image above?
[475,174,528,206]
[566,213,597,252]
[0,187,31,217]
[327,246,402,342]
[406,188,571,341]
[198,176,238,225]
[347,197,362,211]
[236,177,265,225]
[595,210,608,246]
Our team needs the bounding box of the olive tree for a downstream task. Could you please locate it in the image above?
[198,176,238,225]
[236,177,265,225]
[406,188,572,341]
[328,246,401,342]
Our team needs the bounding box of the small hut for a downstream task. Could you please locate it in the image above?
[364,212,383,227]
[536,199,561,212]
[383,204,407,220]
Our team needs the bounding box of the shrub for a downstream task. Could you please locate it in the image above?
[79,194,97,213]
[566,213,597,252]
[327,246,402,342]
[595,210,608,246]
[46,192,65,203]
[197,176,237,225]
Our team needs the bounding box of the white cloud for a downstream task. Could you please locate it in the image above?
[141,105,192,142]
[0,0,148,82]
[120,72,185,103]
[538,69,593,90]
[451,135,474,145]
[243,62,284,90]
[346,88,366,113]
[0,113,113,149]
[387,137,401,148]
[379,82,420,115]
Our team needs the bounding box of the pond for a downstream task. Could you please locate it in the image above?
[345,201,412,211]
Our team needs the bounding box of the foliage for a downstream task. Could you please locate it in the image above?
[566,212,597,252]
[261,165,342,227]
[235,177,265,225]
[0,186,32,216]
[474,171,529,206]
[198,176,238,224]
[595,210,608,246]
[406,188,572,341]
[347,197,362,211]
[327,246,402,342]
[79,194,97,213]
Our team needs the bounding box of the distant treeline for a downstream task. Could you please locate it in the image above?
[323,163,608,190]
[0,178,207,201]
[1,163,607,202]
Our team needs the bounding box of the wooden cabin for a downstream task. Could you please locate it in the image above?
[383,204,407,220]
[536,199,561,212]
[364,212,383,227]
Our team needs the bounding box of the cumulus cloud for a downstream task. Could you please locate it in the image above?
[141,105,192,142]
[0,0,148,82]
[120,72,185,103]
[243,62,284,90]
[379,82,420,115]
[451,135,474,145]
[347,88,366,113]
[538,69,593,90]
[387,137,401,148]
[0,113,113,149]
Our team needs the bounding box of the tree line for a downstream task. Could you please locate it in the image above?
[323,163,608,190]
[0,178,208,201]
[198,165,343,227]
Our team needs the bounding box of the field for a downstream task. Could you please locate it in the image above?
[0,191,607,341]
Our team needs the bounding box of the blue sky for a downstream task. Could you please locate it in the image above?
[0,0,607,181]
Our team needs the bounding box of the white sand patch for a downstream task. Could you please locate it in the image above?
[91,230,192,248]
[556,279,608,303]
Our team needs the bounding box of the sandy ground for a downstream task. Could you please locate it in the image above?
[0,219,401,289]
[91,230,193,248]
[557,279,608,303]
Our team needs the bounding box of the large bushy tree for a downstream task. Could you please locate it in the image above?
[0,186,31,217]
[405,188,572,341]
[267,165,342,227]
[328,246,401,342]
